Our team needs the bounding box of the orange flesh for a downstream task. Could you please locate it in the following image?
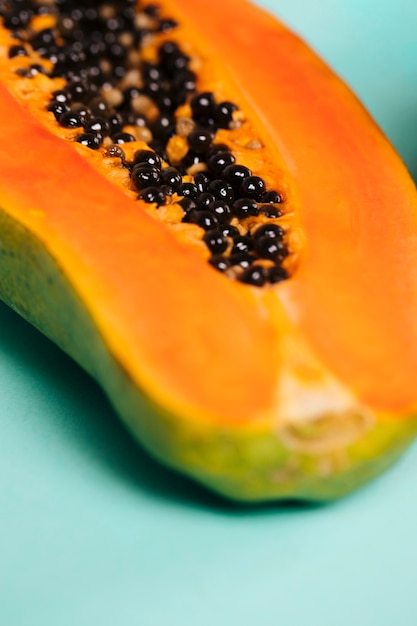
[0,83,279,425]
[0,0,416,423]
[167,0,417,412]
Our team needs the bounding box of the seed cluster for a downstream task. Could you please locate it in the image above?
[2,0,290,287]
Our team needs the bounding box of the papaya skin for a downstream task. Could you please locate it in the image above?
[0,1,416,502]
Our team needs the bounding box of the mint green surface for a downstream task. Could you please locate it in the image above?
[1,1,417,624]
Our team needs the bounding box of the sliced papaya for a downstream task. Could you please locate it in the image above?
[0,0,416,502]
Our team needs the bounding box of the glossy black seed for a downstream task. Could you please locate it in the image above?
[108,42,126,62]
[84,7,99,22]
[163,52,190,76]
[84,117,110,136]
[52,89,71,104]
[63,40,86,60]
[209,255,231,273]
[215,101,238,128]
[75,133,101,149]
[55,49,87,72]
[47,100,70,120]
[208,180,234,203]
[256,237,287,260]
[156,92,175,112]
[262,190,282,203]
[69,8,83,21]
[268,266,289,284]
[104,144,126,160]
[152,116,175,140]
[70,103,91,121]
[208,200,232,224]
[8,45,28,58]
[241,176,266,200]
[120,86,141,107]
[158,18,178,32]
[55,14,74,36]
[31,47,55,62]
[232,236,254,255]
[41,46,60,63]
[203,230,228,255]
[124,112,148,128]
[194,173,212,193]
[138,187,166,205]
[239,265,267,287]
[182,151,205,170]
[221,225,240,239]
[224,163,252,186]
[230,253,253,269]
[160,184,174,196]
[159,38,185,63]
[26,64,48,77]
[196,192,215,209]
[149,139,168,162]
[112,132,136,144]
[131,165,161,190]
[3,9,32,30]
[133,149,162,169]
[255,223,284,240]
[179,197,198,215]
[143,80,163,98]
[59,111,83,128]
[191,211,219,231]
[193,114,217,128]
[144,3,160,17]
[86,40,106,58]
[161,167,182,190]
[206,143,230,159]
[158,40,181,62]
[31,28,55,49]
[106,16,126,32]
[144,78,164,97]
[107,112,124,134]
[66,80,90,102]
[232,198,258,218]
[171,85,189,106]
[34,4,53,16]
[121,4,136,21]
[71,40,86,53]
[89,98,111,117]
[187,128,214,153]
[208,151,236,176]
[190,92,216,118]
[34,64,48,75]
[89,59,113,83]
[178,182,198,199]
[15,67,31,78]
[172,69,196,93]
[142,62,162,82]
[258,205,282,218]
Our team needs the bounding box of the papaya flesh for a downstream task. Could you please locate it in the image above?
[0,0,417,502]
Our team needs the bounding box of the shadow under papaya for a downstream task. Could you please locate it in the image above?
[0,300,322,515]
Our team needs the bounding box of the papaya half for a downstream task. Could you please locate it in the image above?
[0,0,417,502]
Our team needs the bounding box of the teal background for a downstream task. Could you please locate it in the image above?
[1,1,417,624]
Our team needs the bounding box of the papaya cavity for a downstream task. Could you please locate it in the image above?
[0,0,300,288]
